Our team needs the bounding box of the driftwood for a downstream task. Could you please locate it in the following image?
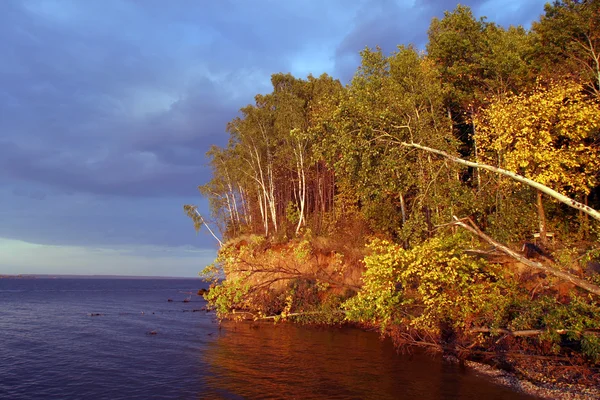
[225,310,345,321]
[453,216,600,297]
[470,327,570,337]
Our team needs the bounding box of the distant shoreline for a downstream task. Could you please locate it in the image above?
[0,274,201,280]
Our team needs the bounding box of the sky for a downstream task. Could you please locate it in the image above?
[0,0,549,277]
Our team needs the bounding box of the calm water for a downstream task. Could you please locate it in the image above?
[0,278,537,399]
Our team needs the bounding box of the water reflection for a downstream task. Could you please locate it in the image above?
[201,322,535,400]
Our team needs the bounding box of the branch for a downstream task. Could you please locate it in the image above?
[453,216,600,297]
[223,310,346,321]
[257,310,346,320]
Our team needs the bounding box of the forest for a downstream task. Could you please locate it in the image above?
[186,0,600,381]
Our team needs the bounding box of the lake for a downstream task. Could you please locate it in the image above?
[0,278,536,399]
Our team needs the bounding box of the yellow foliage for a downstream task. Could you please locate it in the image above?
[475,80,600,195]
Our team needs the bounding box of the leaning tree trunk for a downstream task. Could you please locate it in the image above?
[384,139,600,223]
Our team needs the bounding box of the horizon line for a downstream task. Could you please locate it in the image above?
[0,273,201,280]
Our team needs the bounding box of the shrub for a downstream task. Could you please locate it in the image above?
[342,234,512,335]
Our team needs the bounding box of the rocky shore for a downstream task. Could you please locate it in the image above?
[465,360,600,400]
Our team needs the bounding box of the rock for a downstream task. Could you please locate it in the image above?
[586,261,600,275]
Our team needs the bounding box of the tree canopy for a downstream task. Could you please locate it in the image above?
[187,3,600,372]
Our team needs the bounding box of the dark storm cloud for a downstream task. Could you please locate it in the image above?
[0,0,353,198]
[332,0,547,82]
[0,0,550,259]
[1,0,548,198]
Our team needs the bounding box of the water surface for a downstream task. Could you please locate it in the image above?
[0,278,536,399]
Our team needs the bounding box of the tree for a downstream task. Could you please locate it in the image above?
[325,46,470,243]
[474,80,600,242]
[195,73,343,239]
[427,5,535,195]
[532,0,600,97]
[427,5,489,111]
[481,24,533,97]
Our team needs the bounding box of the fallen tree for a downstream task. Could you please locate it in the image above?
[371,136,600,295]
[183,205,224,247]
[452,216,600,297]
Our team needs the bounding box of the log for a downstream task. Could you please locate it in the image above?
[470,327,568,337]
[470,327,600,337]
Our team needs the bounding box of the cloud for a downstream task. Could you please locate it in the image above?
[0,0,551,274]
[0,185,218,248]
[0,0,356,199]
[332,0,548,82]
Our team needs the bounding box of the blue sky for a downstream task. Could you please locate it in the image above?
[0,0,548,277]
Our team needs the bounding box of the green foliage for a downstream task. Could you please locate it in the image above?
[427,5,489,108]
[343,234,511,334]
[188,2,600,366]
[203,275,252,319]
[285,201,301,226]
[582,334,600,363]
[532,0,600,97]
[324,45,472,243]
[293,237,312,262]
[509,294,600,360]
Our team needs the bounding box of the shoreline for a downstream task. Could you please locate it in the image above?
[464,359,600,400]
[228,316,600,399]
[203,234,600,398]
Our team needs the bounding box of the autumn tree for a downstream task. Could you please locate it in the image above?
[427,5,535,197]
[475,80,600,242]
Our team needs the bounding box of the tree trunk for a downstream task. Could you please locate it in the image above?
[537,191,548,246]
[471,108,481,192]
[388,140,600,223]
[400,193,406,225]
[582,194,589,239]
